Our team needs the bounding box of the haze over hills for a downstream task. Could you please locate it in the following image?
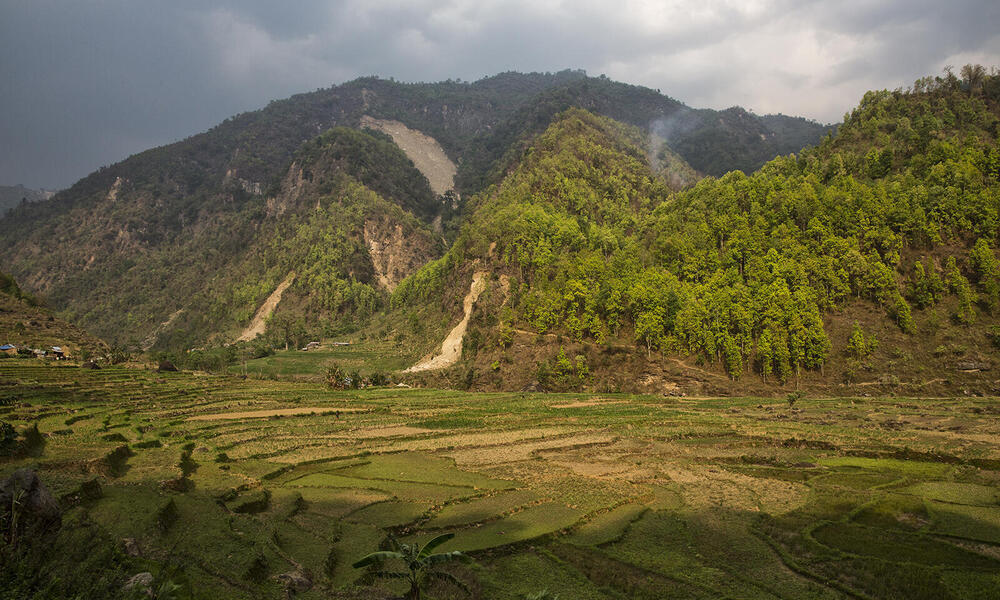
[0,184,55,217]
[0,70,829,353]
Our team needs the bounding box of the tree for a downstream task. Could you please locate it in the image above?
[890,294,915,334]
[634,308,665,359]
[908,260,944,308]
[353,533,471,600]
[969,239,1000,309]
[960,64,986,95]
[756,328,774,382]
[846,322,877,360]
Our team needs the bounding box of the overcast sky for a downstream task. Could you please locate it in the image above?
[1,0,997,189]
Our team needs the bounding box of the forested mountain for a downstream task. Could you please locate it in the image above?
[0,70,827,348]
[391,67,1000,393]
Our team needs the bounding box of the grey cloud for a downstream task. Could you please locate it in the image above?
[1,0,997,189]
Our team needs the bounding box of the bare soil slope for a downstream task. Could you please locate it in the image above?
[237,273,295,342]
[405,271,487,372]
[360,116,457,195]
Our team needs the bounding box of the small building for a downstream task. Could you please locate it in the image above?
[301,341,322,351]
[50,346,65,359]
[0,344,17,355]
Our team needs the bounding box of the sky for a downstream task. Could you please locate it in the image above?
[1,0,998,190]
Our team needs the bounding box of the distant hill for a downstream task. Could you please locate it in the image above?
[0,184,54,216]
[0,70,828,348]
[0,271,108,357]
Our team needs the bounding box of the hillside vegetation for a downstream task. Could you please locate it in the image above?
[0,71,826,348]
[393,67,1000,391]
[0,271,108,357]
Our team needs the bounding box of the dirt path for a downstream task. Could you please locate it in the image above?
[237,273,295,342]
[360,116,456,195]
[405,272,487,372]
[668,357,729,381]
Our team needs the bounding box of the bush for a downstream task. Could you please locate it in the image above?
[178,447,198,478]
[325,364,346,389]
[846,322,878,359]
[367,372,389,386]
[0,420,16,456]
[988,326,1000,349]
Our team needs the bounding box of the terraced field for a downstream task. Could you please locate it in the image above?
[2,359,1000,599]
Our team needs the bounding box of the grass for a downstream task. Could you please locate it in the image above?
[231,341,412,379]
[904,482,1000,505]
[425,489,542,529]
[2,358,1000,600]
[566,503,647,546]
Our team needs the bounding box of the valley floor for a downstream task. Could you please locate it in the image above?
[2,359,1000,599]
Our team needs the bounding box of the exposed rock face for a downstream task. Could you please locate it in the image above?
[0,469,62,532]
[122,537,142,557]
[274,570,313,593]
[122,572,154,597]
[360,115,457,196]
[956,360,991,372]
[363,218,432,292]
[157,360,178,372]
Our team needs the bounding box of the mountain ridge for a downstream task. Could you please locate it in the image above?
[0,70,828,349]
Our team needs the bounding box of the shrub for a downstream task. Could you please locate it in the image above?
[325,364,346,389]
[0,420,16,456]
[846,322,878,359]
[178,447,198,478]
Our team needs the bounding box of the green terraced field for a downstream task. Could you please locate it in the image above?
[2,359,1000,599]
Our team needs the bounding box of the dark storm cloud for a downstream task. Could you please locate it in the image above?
[1,0,996,189]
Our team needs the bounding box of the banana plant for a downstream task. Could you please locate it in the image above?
[352,533,471,600]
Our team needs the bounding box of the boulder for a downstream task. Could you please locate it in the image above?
[122,537,142,557]
[274,570,313,593]
[957,360,991,372]
[0,468,61,531]
[122,572,154,597]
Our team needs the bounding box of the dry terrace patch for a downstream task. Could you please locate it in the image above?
[2,360,1000,600]
[186,406,371,420]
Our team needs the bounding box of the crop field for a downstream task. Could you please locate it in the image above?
[2,359,1000,599]
[228,341,415,380]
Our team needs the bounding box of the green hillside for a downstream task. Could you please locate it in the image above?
[0,271,107,357]
[391,67,1000,393]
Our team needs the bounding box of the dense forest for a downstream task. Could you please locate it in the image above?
[394,66,1000,384]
